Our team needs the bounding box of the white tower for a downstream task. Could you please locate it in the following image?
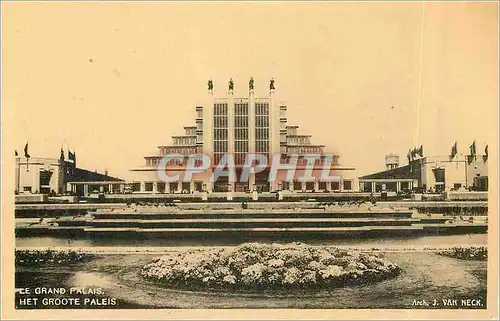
[385,153,400,170]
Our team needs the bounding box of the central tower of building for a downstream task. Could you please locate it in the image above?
[130,78,355,194]
[200,78,280,192]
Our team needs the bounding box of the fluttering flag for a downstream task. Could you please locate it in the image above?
[68,151,75,162]
[60,148,65,161]
[470,141,476,156]
[24,142,30,171]
[411,148,417,159]
[409,146,423,160]
[417,145,424,158]
[468,140,477,166]
[483,145,488,162]
[450,141,457,160]
[24,142,30,158]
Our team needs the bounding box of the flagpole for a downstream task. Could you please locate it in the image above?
[17,156,21,193]
[464,154,468,189]
[25,141,29,171]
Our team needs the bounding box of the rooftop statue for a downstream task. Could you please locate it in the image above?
[270,78,275,90]
[207,79,213,91]
[249,77,254,90]
[229,78,234,91]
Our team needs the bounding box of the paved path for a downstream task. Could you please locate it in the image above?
[15,243,487,255]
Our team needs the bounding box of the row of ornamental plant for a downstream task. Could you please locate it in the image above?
[15,249,95,266]
[435,246,487,261]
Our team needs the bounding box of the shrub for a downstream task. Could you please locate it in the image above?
[436,246,487,261]
[15,249,94,266]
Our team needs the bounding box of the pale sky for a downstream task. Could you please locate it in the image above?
[3,2,498,179]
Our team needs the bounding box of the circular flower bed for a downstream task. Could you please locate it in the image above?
[436,246,487,261]
[140,243,402,291]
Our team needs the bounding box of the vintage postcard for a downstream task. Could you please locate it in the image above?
[1,1,498,319]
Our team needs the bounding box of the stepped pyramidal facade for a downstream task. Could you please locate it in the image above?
[130,78,355,193]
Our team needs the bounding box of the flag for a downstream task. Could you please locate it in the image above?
[24,142,30,158]
[60,148,65,161]
[15,150,18,156]
[417,145,424,157]
[470,141,476,156]
[411,148,417,158]
[467,155,475,165]
[483,145,488,162]
[23,142,30,171]
[450,141,457,159]
[68,151,75,162]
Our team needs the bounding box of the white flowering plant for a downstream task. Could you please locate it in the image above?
[140,243,402,291]
[436,246,487,261]
[15,249,93,266]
